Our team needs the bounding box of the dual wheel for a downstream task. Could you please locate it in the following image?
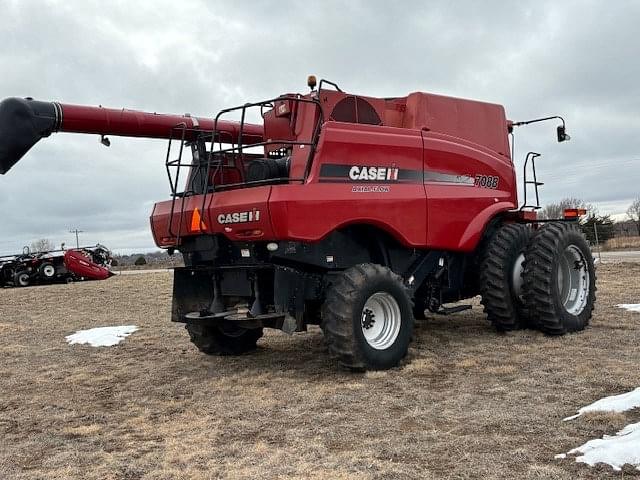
[479,222,596,334]
[186,221,594,371]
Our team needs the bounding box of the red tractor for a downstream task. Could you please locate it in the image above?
[0,77,595,370]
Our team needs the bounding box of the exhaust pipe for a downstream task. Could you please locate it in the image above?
[0,98,60,174]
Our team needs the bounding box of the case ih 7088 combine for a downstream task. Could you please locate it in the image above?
[0,77,595,370]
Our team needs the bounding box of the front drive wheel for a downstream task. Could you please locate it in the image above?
[186,322,263,355]
[321,264,414,371]
[523,222,596,335]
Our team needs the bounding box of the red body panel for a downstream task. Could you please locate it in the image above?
[271,122,426,246]
[152,186,276,246]
[64,250,113,280]
[422,132,517,251]
[146,88,519,252]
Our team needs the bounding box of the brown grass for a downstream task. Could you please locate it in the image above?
[604,236,640,251]
[1,264,640,479]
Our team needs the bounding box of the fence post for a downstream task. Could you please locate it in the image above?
[593,222,602,263]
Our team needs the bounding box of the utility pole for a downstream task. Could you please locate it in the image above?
[69,229,84,249]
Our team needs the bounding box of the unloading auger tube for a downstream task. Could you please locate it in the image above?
[0,97,264,174]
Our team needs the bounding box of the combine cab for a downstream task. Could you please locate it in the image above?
[0,77,595,370]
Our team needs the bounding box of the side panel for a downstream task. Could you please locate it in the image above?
[269,122,427,247]
[151,186,275,247]
[422,132,517,252]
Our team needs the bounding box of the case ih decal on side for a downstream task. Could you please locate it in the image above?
[423,172,499,189]
[319,164,421,183]
[0,77,593,372]
[217,210,261,224]
[349,166,398,181]
[423,171,475,185]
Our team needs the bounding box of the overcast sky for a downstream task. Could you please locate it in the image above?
[1,0,639,255]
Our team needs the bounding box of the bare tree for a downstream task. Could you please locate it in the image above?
[540,197,592,220]
[627,197,640,235]
[30,238,55,253]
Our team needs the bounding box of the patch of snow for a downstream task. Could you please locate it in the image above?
[563,387,640,421]
[65,326,139,347]
[618,304,640,313]
[567,422,640,471]
[554,453,567,459]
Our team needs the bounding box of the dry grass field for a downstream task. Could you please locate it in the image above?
[1,264,639,479]
[604,236,640,251]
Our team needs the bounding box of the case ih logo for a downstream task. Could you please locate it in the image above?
[217,209,261,224]
[349,166,399,181]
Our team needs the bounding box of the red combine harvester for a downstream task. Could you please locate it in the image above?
[0,77,595,370]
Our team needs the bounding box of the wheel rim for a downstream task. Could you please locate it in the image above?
[43,265,55,277]
[361,292,401,350]
[557,245,590,315]
[511,252,525,301]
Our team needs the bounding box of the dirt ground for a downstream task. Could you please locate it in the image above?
[1,264,639,479]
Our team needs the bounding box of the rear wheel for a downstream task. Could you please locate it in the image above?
[479,223,532,331]
[321,263,414,371]
[13,271,30,287]
[523,222,595,335]
[186,322,263,355]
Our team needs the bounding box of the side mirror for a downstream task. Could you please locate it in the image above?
[557,125,571,142]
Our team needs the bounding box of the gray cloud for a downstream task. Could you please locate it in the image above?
[0,0,638,254]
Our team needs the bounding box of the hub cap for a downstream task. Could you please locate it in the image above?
[361,292,401,350]
[512,252,525,300]
[557,245,590,315]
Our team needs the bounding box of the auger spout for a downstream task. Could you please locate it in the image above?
[0,97,264,174]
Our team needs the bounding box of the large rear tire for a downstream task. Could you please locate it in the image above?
[186,323,263,355]
[479,223,532,331]
[523,222,595,335]
[321,263,414,371]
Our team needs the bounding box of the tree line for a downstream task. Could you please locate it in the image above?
[540,196,640,244]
